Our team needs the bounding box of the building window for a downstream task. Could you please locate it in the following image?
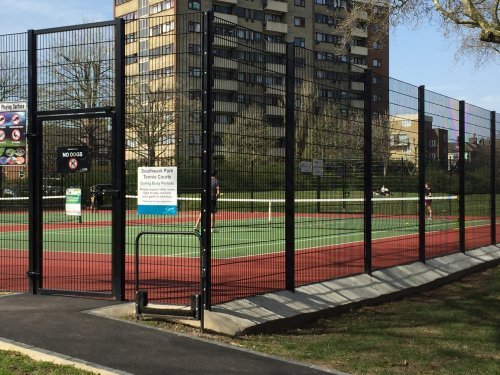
[115,0,132,5]
[188,22,202,33]
[294,37,305,47]
[125,53,138,65]
[372,76,381,85]
[188,0,201,10]
[373,94,381,102]
[429,140,436,147]
[188,44,202,54]
[125,32,137,44]
[189,67,202,77]
[121,11,137,21]
[372,41,382,49]
[150,21,175,36]
[295,0,305,6]
[315,32,341,44]
[150,43,175,57]
[150,0,174,14]
[189,134,201,145]
[159,135,176,145]
[373,59,382,67]
[294,17,305,27]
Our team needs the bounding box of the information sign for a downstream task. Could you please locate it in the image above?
[65,188,82,216]
[0,102,27,167]
[137,167,177,215]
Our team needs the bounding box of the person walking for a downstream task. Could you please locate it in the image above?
[194,170,221,232]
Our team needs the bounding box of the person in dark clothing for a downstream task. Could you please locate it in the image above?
[194,170,221,232]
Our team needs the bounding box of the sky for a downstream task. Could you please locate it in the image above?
[0,0,498,113]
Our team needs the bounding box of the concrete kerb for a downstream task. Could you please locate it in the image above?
[91,245,500,337]
[0,337,131,375]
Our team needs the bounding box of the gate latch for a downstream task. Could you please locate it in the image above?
[26,271,40,279]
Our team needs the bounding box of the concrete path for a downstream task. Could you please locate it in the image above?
[0,294,337,375]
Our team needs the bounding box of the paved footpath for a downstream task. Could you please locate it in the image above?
[0,294,342,375]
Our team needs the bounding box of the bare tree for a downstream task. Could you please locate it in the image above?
[331,1,499,60]
[222,104,274,166]
[38,29,114,160]
[126,79,177,167]
[0,58,26,101]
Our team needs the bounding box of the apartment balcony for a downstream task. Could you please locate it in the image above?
[263,0,288,13]
[265,63,286,75]
[214,79,239,91]
[264,21,288,34]
[265,84,285,95]
[352,27,368,38]
[265,105,285,116]
[265,41,286,54]
[350,64,368,73]
[214,56,238,70]
[351,99,365,109]
[214,101,239,113]
[354,10,368,20]
[214,35,238,48]
[351,81,365,91]
[214,12,238,24]
[269,126,285,138]
[217,0,237,4]
[350,46,368,56]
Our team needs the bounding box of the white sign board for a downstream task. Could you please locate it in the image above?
[65,188,82,216]
[312,159,323,176]
[137,167,177,215]
[300,160,312,173]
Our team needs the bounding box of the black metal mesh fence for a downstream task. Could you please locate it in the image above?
[0,13,498,308]
[0,32,28,292]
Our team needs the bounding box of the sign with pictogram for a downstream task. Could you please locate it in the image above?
[56,146,90,173]
[0,101,27,167]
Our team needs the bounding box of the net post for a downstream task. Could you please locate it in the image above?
[490,111,496,244]
[285,42,296,291]
[268,201,272,223]
[418,85,426,263]
[363,68,373,275]
[458,101,465,253]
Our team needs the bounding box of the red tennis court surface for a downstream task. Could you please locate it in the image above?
[2,224,497,305]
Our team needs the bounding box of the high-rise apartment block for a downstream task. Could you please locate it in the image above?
[114,0,389,164]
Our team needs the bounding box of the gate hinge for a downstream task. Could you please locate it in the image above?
[26,271,40,279]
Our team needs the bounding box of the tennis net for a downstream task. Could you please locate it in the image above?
[0,195,81,224]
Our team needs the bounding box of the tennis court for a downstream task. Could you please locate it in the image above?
[1,193,493,304]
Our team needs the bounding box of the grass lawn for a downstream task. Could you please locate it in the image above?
[234,265,500,374]
[0,350,95,375]
[139,265,499,375]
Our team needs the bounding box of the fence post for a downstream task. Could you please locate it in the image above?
[201,11,214,309]
[363,69,372,275]
[27,29,42,294]
[458,100,466,253]
[285,42,296,291]
[112,18,126,301]
[418,85,426,263]
[490,111,496,244]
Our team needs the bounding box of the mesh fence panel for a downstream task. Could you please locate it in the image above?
[424,90,461,258]
[0,32,28,292]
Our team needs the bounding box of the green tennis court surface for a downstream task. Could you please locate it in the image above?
[1,195,491,259]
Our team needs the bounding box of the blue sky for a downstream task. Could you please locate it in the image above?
[0,0,498,113]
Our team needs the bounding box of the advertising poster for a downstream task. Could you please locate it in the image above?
[0,102,27,167]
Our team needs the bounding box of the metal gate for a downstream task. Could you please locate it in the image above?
[27,20,126,299]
